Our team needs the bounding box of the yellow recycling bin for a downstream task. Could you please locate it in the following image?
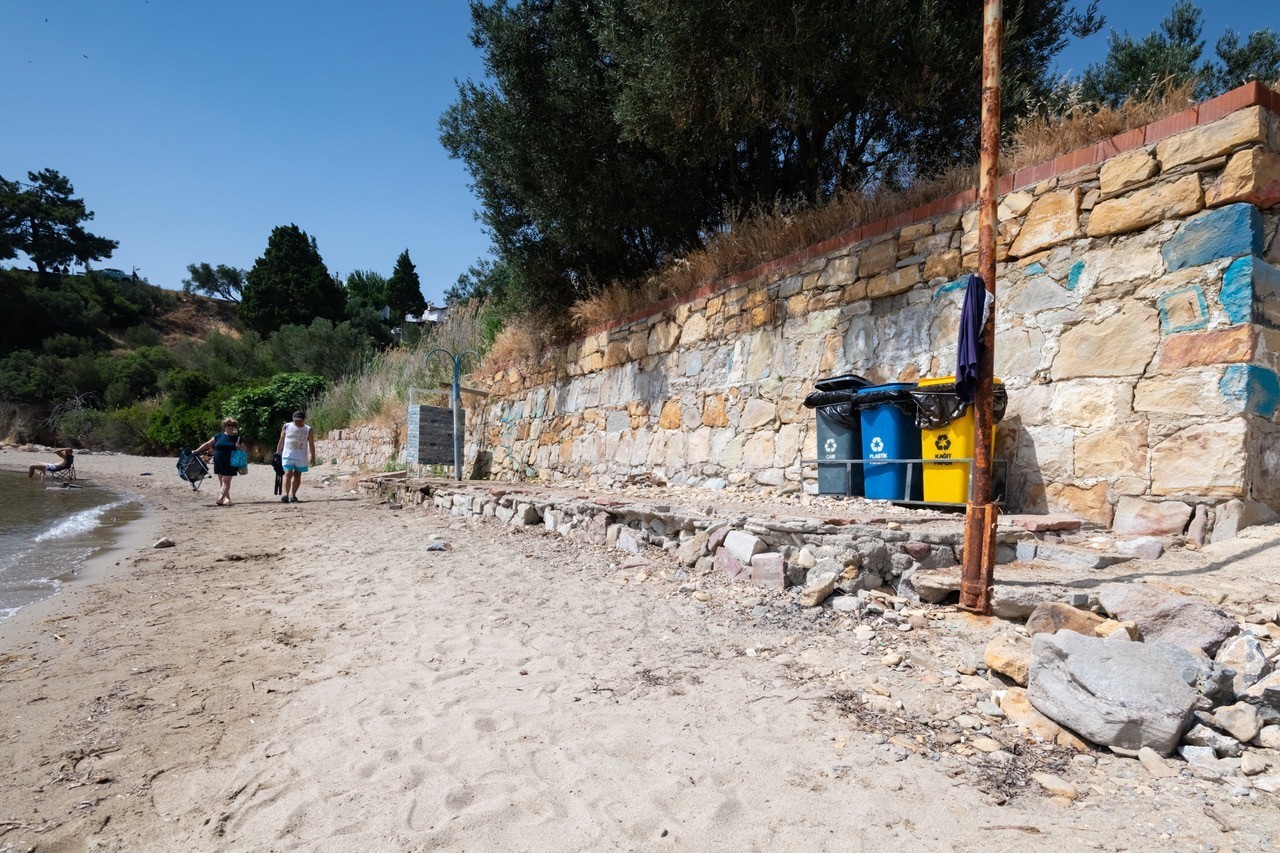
[918,376,1003,504]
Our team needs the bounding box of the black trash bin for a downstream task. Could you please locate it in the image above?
[804,374,871,496]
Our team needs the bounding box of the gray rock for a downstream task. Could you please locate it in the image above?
[724,530,766,564]
[831,595,861,613]
[677,530,709,567]
[799,574,837,608]
[1178,744,1220,768]
[1116,537,1165,561]
[153,537,175,549]
[887,552,915,578]
[991,586,1047,620]
[1183,723,1243,757]
[704,477,728,491]
[909,569,959,604]
[1028,631,1200,755]
[853,537,889,577]
[1138,746,1180,778]
[1097,582,1238,656]
[694,556,714,575]
[1215,634,1273,692]
[1034,543,1132,569]
[808,558,844,587]
[1015,540,1038,562]
[1157,644,1237,707]
[1241,751,1269,776]
[616,529,642,555]
[1210,498,1279,544]
[1255,725,1280,749]
[514,503,541,526]
[1211,702,1263,744]
[795,547,817,570]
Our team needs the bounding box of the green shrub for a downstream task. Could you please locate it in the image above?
[222,373,328,443]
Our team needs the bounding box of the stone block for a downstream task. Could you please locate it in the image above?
[1157,285,1209,333]
[1210,498,1279,544]
[1161,203,1264,272]
[1112,497,1193,537]
[999,190,1035,220]
[1097,582,1238,656]
[1015,540,1038,562]
[750,552,787,591]
[1050,379,1133,427]
[993,327,1046,379]
[1028,631,1200,755]
[514,503,541,526]
[867,265,921,299]
[1006,514,1083,533]
[1005,276,1074,315]
[1045,483,1113,527]
[1150,420,1247,498]
[1025,602,1107,638]
[1155,106,1268,170]
[1206,147,1280,208]
[724,530,766,564]
[1133,371,1233,417]
[1033,543,1132,570]
[714,547,746,580]
[859,239,899,278]
[924,249,962,281]
[657,400,681,430]
[1050,304,1159,379]
[1220,364,1280,418]
[1099,148,1157,195]
[1010,187,1081,257]
[1086,175,1203,237]
[682,312,709,344]
[702,395,729,427]
[985,635,1032,685]
[1074,426,1147,480]
[1158,326,1256,371]
[739,398,776,431]
[799,573,837,607]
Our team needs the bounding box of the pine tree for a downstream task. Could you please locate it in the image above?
[239,224,346,336]
[385,250,427,321]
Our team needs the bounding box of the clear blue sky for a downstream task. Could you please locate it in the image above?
[0,2,1274,304]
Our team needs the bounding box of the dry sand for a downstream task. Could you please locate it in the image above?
[1,448,1278,851]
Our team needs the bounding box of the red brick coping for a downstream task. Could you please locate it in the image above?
[581,82,1280,339]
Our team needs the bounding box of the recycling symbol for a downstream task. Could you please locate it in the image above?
[870,437,885,453]
[935,434,952,451]
[824,437,837,454]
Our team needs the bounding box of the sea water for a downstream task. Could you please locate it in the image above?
[0,469,143,620]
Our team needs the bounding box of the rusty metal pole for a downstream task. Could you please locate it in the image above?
[959,0,1003,615]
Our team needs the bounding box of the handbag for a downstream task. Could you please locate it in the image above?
[230,449,249,471]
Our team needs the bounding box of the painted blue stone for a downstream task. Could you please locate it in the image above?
[1024,262,1046,276]
[1157,285,1209,333]
[1162,203,1264,272]
[1221,364,1280,418]
[1066,260,1085,291]
[1221,256,1255,325]
[932,276,970,301]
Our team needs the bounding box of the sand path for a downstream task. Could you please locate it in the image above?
[0,448,1275,851]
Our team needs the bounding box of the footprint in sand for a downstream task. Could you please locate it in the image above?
[473,716,497,733]
[443,785,475,811]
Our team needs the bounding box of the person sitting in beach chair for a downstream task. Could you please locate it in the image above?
[29,447,75,480]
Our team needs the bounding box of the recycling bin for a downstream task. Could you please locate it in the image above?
[913,376,1007,503]
[803,374,870,496]
[855,382,921,501]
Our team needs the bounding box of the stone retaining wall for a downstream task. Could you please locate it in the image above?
[462,86,1280,531]
[315,424,402,470]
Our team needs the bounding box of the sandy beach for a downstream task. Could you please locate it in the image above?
[1,448,1278,852]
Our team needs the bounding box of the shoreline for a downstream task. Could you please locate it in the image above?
[0,452,161,647]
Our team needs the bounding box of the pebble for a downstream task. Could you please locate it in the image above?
[854,626,876,642]
[1032,772,1079,799]
[153,537,175,549]
[882,652,903,667]
[897,623,913,633]
[971,736,1003,753]
[692,591,711,602]
[976,699,1004,718]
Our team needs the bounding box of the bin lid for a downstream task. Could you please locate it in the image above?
[854,382,916,395]
[814,373,871,393]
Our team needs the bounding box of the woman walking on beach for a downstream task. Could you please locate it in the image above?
[194,418,244,506]
[275,410,315,503]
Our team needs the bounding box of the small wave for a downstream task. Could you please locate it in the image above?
[32,500,127,544]
[0,606,20,621]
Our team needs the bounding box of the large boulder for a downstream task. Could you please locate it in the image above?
[1097,583,1238,656]
[1028,631,1200,755]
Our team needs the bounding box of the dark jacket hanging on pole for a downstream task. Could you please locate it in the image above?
[956,273,990,404]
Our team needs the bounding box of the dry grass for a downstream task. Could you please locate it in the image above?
[479,321,543,375]
[567,85,1209,333]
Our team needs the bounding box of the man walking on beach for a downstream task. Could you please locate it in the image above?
[275,411,316,503]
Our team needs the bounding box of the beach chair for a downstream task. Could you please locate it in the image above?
[177,447,209,491]
[45,464,76,482]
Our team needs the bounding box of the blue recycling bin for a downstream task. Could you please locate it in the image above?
[856,383,922,501]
